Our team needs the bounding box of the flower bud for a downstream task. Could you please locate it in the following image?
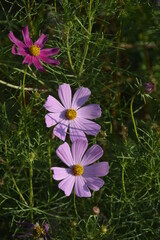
[70,220,77,228]
[92,206,100,215]
[143,82,154,94]
[101,225,107,234]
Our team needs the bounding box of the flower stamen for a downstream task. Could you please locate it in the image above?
[65,109,77,120]
[29,45,40,56]
[72,164,84,176]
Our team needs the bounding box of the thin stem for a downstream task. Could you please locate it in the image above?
[73,192,79,219]
[48,139,52,197]
[29,155,34,222]
[122,164,127,199]
[22,66,28,109]
[66,28,75,74]
[78,0,93,78]
[0,79,48,92]
[54,0,57,13]
[27,0,35,38]
[130,94,140,142]
[5,140,28,206]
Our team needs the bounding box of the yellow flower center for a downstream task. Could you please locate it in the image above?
[72,164,84,176]
[65,109,77,120]
[29,45,40,56]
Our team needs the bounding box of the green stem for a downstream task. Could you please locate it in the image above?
[130,94,140,142]
[22,66,28,109]
[122,164,127,199]
[78,0,93,78]
[5,140,28,206]
[27,0,35,38]
[66,28,75,74]
[73,192,79,219]
[29,157,34,221]
[54,0,57,13]
[48,139,52,197]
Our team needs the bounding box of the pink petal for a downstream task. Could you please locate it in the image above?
[44,95,65,113]
[71,140,88,164]
[11,45,27,56]
[58,83,72,109]
[45,112,64,127]
[85,177,104,191]
[71,87,91,110]
[77,104,101,119]
[58,175,75,196]
[22,54,33,65]
[83,162,109,177]
[56,142,73,167]
[74,176,91,197]
[22,26,33,47]
[39,48,60,56]
[32,56,45,71]
[53,119,69,141]
[34,33,48,48]
[38,55,60,65]
[74,117,101,136]
[81,144,103,166]
[18,47,28,56]
[51,167,71,180]
[8,31,26,48]
[11,45,17,55]
[69,120,87,142]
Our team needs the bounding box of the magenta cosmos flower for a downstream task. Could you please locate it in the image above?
[51,140,109,197]
[44,83,101,142]
[8,26,60,71]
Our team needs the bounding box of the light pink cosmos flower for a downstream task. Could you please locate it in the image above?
[44,83,101,142]
[51,140,109,197]
[8,26,60,71]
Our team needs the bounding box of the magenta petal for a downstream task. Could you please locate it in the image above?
[56,142,73,167]
[32,56,45,71]
[58,83,72,109]
[74,176,91,197]
[22,54,33,65]
[69,120,87,142]
[39,48,60,56]
[51,167,71,180]
[12,45,27,56]
[71,87,91,110]
[53,119,69,141]
[58,175,75,196]
[85,177,104,191]
[38,55,60,66]
[11,45,17,55]
[44,95,65,113]
[18,47,27,56]
[22,26,33,47]
[81,144,103,166]
[77,104,102,119]
[72,140,88,165]
[8,31,26,48]
[34,33,48,48]
[45,113,63,127]
[83,162,109,177]
[74,118,101,136]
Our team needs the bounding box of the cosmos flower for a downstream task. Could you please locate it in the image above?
[8,26,60,71]
[12,222,51,240]
[44,83,101,142]
[51,140,109,197]
[143,82,154,94]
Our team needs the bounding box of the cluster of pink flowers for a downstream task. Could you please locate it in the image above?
[44,83,109,197]
[9,26,109,198]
